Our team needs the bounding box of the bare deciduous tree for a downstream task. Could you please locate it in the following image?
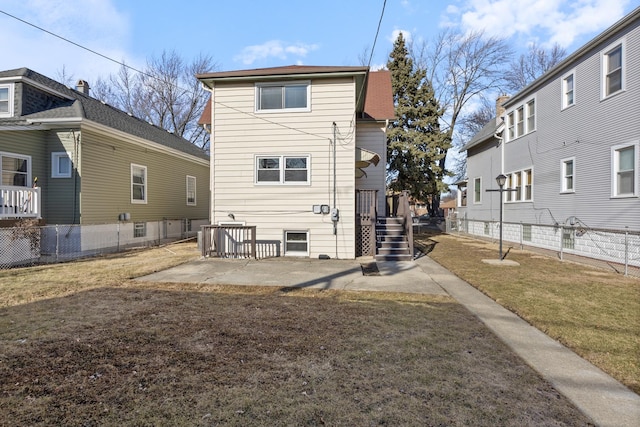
[92,51,218,151]
[504,42,566,92]
[452,96,496,181]
[413,29,512,213]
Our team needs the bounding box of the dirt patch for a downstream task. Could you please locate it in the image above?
[0,284,592,426]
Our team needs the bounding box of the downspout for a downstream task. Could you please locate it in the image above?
[332,122,338,259]
[202,83,214,225]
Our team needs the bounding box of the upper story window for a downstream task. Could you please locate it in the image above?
[526,100,535,133]
[0,84,14,118]
[611,142,637,198]
[507,112,514,140]
[562,71,575,109]
[131,163,147,203]
[505,97,535,141]
[255,81,310,112]
[1,152,30,187]
[256,155,310,185]
[602,40,624,98]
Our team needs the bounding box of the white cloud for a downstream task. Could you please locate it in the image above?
[447,0,630,49]
[0,0,134,83]
[234,40,319,65]
[389,29,412,44]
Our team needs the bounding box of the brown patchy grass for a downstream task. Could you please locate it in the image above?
[0,242,594,426]
[416,230,640,395]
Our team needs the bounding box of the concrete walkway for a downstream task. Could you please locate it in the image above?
[138,254,640,427]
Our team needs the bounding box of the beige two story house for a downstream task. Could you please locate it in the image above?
[197,65,394,259]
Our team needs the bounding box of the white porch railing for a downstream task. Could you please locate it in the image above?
[0,186,41,219]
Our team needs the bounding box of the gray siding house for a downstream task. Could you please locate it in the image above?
[459,7,639,268]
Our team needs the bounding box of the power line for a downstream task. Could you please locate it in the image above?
[0,9,153,81]
[0,8,379,143]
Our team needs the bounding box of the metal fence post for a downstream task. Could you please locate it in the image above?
[624,228,629,276]
[560,225,564,261]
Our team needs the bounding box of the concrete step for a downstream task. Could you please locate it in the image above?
[375,253,413,261]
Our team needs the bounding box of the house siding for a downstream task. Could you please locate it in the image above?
[79,129,209,224]
[210,77,357,258]
[463,13,640,231]
[356,121,388,215]
[45,130,78,224]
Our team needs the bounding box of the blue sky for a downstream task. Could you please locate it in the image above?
[1,0,637,84]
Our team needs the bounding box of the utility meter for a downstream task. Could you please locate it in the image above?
[330,208,340,222]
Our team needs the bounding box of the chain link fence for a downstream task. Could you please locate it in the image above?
[446,217,640,278]
[1,218,208,269]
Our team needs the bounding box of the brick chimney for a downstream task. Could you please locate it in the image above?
[496,95,509,125]
[76,80,90,95]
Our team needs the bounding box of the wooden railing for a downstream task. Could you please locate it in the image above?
[201,225,257,258]
[0,186,41,219]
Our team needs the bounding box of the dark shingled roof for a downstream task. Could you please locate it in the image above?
[461,118,500,151]
[0,67,208,161]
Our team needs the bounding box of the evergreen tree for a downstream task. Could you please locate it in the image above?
[386,33,450,215]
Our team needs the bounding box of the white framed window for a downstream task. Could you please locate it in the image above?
[505,168,534,202]
[611,142,637,198]
[186,175,196,206]
[507,112,514,140]
[51,152,72,178]
[0,84,14,118]
[505,174,513,202]
[561,157,575,193]
[0,152,30,186]
[473,177,481,203]
[255,81,310,112]
[505,97,536,141]
[131,163,147,203]
[526,100,535,133]
[134,222,146,238]
[524,168,532,201]
[256,155,310,185]
[284,230,309,256]
[516,106,524,136]
[562,70,575,109]
[602,40,624,98]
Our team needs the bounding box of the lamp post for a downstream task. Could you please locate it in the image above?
[495,174,507,260]
[486,174,510,260]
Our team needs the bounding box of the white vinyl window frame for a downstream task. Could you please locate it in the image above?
[611,142,638,198]
[255,154,311,185]
[186,175,196,206]
[561,70,576,109]
[131,163,148,204]
[255,81,311,113]
[601,39,625,99]
[0,151,31,187]
[505,168,534,203]
[284,230,309,256]
[51,152,72,178]
[0,83,14,118]
[560,157,575,193]
[505,96,536,141]
[473,177,481,204]
[526,100,535,133]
